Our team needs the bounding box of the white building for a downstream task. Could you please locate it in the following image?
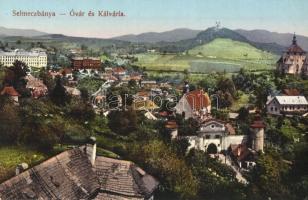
[266,95,308,115]
[186,119,247,153]
[0,49,47,68]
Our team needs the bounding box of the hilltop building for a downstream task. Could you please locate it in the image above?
[0,49,47,68]
[277,34,308,76]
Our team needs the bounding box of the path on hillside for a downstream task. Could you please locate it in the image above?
[218,154,248,184]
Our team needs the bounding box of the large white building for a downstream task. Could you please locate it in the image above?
[0,49,47,68]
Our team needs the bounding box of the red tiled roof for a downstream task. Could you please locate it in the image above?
[113,67,126,73]
[1,86,20,96]
[165,121,178,129]
[283,89,300,96]
[225,123,236,135]
[287,44,305,54]
[185,90,211,110]
[250,115,265,128]
[286,35,306,54]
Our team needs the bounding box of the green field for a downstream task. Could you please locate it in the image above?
[134,38,279,73]
[0,146,46,182]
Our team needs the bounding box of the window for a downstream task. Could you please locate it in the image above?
[205,135,210,139]
[215,135,220,139]
[210,124,215,129]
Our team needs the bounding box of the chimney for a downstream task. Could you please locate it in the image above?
[15,163,29,175]
[89,136,97,166]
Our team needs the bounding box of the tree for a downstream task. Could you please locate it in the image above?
[290,143,308,199]
[129,140,198,199]
[0,102,21,143]
[171,138,189,157]
[128,79,137,88]
[108,107,137,135]
[69,99,95,122]
[39,68,55,91]
[238,107,249,121]
[79,88,90,102]
[3,60,30,97]
[185,149,246,200]
[248,150,291,200]
[50,77,71,106]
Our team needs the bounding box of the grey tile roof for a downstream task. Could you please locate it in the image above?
[95,156,159,199]
[0,146,159,200]
[0,148,100,199]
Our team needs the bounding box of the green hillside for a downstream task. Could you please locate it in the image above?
[134,38,279,73]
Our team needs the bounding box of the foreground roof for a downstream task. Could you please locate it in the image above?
[0,146,159,200]
[95,156,159,199]
[0,148,100,199]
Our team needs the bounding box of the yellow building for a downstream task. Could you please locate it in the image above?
[0,49,47,68]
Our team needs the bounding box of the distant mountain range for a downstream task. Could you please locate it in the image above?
[1,26,308,53]
[112,28,308,52]
[234,29,308,51]
[0,26,47,37]
[112,28,201,43]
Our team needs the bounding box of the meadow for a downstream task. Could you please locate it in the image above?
[134,38,279,73]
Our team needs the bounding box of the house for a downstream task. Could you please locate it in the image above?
[277,34,308,76]
[0,86,20,103]
[175,89,211,119]
[0,142,159,200]
[64,86,81,96]
[25,75,48,99]
[71,57,101,70]
[132,99,159,111]
[135,91,150,101]
[266,95,308,115]
[59,68,73,80]
[101,73,118,82]
[112,67,127,80]
[185,119,247,153]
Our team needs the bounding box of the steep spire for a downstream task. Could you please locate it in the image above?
[292,33,297,45]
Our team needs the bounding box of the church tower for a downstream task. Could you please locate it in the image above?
[250,114,265,153]
[277,34,308,76]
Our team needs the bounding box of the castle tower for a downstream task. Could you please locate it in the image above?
[250,115,266,153]
[276,33,308,76]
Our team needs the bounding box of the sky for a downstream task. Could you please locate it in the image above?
[0,0,308,38]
